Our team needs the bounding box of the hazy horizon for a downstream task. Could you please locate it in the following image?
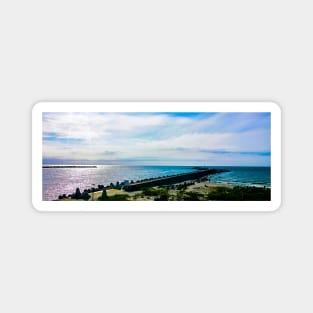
[42,161,271,168]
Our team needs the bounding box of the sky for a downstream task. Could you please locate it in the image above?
[42,112,271,166]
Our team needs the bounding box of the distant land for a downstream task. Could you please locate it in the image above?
[42,165,97,168]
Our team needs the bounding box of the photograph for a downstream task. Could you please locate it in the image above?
[42,110,271,202]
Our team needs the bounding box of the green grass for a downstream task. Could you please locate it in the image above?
[98,194,129,201]
[141,187,168,196]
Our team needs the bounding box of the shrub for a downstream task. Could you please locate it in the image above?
[99,189,108,200]
[108,194,129,201]
[141,187,159,196]
[71,188,82,199]
[82,190,90,201]
[154,193,169,201]
[182,192,201,201]
[207,186,270,201]
[142,187,169,198]
[98,194,129,201]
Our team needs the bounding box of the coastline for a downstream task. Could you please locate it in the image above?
[43,165,271,201]
[57,181,233,201]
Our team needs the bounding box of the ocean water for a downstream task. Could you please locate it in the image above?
[42,165,271,200]
[208,166,271,187]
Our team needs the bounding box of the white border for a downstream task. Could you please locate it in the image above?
[32,101,281,212]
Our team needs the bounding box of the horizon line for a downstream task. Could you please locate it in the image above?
[42,163,271,167]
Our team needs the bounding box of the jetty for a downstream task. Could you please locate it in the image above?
[43,165,97,168]
[123,168,229,192]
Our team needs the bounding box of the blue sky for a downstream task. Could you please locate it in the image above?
[42,112,271,166]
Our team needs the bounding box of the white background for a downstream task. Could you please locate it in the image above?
[33,102,281,212]
[0,1,311,312]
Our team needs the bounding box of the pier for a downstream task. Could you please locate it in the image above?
[123,169,229,192]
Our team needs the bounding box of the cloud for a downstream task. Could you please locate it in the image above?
[43,112,172,141]
[42,112,271,165]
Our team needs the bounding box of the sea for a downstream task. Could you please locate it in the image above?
[42,165,271,200]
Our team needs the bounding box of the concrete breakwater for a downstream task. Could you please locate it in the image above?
[123,169,229,192]
[55,168,230,200]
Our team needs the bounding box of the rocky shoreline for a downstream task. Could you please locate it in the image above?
[54,168,228,200]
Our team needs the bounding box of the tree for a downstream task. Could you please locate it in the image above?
[100,189,108,200]
[74,188,81,199]
[82,190,90,201]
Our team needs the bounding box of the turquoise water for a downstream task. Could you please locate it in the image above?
[43,165,271,200]
[208,166,271,187]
